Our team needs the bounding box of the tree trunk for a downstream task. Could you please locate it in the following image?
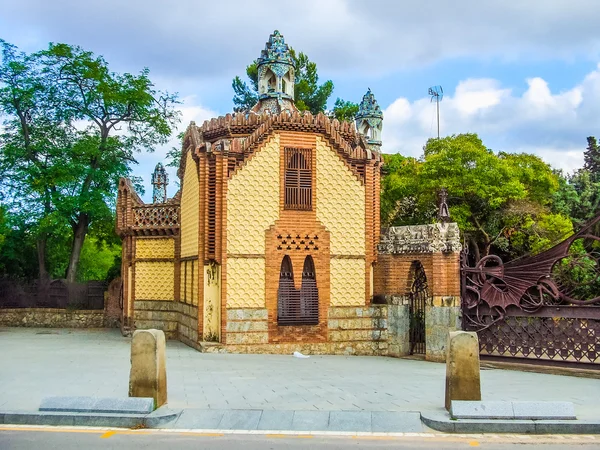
[36,235,49,281]
[469,237,481,263]
[65,214,89,283]
[483,240,491,258]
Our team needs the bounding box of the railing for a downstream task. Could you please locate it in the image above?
[0,279,106,309]
[132,205,180,230]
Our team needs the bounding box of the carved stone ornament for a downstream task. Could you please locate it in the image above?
[378,223,461,254]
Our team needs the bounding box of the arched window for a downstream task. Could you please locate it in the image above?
[284,147,312,210]
[300,256,319,323]
[277,256,319,325]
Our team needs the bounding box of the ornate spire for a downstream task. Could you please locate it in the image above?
[438,187,450,223]
[252,30,297,115]
[151,162,168,203]
[355,89,383,148]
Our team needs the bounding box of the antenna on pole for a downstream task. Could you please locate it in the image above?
[428,85,443,139]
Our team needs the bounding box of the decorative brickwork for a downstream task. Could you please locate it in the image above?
[134,262,175,300]
[180,259,198,306]
[316,136,365,256]
[226,258,266,308]
[180,151,200,258]
[330,258,366,306]
[227,135,280,255]
[135,238,175,259]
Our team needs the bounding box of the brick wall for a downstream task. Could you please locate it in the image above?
[373,252,460,304]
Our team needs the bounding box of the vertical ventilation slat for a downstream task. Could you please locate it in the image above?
[284,147,312,211]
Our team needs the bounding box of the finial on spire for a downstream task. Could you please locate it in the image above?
[355,89,383,148]
[438,187,450,223]
[251,30,298,115]
[152,162,168,203]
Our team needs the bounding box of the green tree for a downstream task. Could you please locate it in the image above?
[232,49,348,116]
[382,134,565,260]
[583,136,600,180]
[330,98,359,123]
[0,39,70,279]
[0,41,180,282]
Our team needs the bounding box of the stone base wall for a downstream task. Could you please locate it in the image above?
[387,303,410,357]
[225,308,269,345]
[218,305,387,355]
[327,305,387,353]
[215,341,388,356]
[425,305,461,362]
[0,308,105,328]
[133,300,198,343]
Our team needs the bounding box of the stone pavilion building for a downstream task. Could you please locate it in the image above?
[116,31,461,359]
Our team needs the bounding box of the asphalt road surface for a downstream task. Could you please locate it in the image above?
[1,428,599,449]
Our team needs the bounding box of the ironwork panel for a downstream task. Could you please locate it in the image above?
[409,261,428,355]
[461,214,600,368]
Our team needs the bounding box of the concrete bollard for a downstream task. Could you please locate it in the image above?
[444,330,481,410]
[129,329,167,409]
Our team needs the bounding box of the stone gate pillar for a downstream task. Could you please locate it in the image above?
[375,223,461,361]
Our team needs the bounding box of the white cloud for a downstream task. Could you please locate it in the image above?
[1,0,599,80]
[134,96,217,202]
[381,63,600,172]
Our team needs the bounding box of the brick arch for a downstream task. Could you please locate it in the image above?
[373,253,434,297]
[407,260,430,298]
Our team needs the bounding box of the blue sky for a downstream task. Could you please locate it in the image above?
[1,0,599,202]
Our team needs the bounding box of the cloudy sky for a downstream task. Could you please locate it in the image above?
[2,0,599,202]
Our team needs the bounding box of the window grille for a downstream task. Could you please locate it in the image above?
[284,148,312,210]
[277,256,319,325]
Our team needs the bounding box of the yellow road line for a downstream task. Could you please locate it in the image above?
[469,441,480,447]
[100,431,116,439]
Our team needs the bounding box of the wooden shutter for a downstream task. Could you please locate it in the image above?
[284,148,312,210]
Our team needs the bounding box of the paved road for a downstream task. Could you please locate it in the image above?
[1,328,598,420]
[0,428,599,450]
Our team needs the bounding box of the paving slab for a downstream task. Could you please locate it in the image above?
[328,411,372,432]
[256,410,294,430]
[218,410,262,430]
[1,327,599,435]
[371,411,423,433]
[291,411,330,431]
[39,396,154,414]
[451,401,514,419]
[173,409,226,429]
[512,401,576,420]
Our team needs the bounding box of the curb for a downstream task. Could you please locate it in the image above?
[0,408,181,428]
[420,411,600,434]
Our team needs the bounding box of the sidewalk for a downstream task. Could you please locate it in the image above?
[1,327,599,433]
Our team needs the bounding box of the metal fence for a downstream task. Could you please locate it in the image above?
[0,278,105,310]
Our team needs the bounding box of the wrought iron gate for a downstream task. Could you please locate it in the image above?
[461,215,600,369]
[409,261,428,355]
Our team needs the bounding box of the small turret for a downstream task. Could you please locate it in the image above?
[355,89,383,150]
[151,162,168,203]
[252,30,297,114]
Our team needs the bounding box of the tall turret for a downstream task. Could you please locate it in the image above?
[355,89,383,151]
[252,30,297,114]
[151,162,168,203]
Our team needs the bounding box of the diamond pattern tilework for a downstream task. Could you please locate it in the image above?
[181,151,200,258]
[227,257,265,308]
[136,238,174,259]
[330,259,366,306]
[316,137,365,256]
[227,135,280,255]
[135,262,174,300]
